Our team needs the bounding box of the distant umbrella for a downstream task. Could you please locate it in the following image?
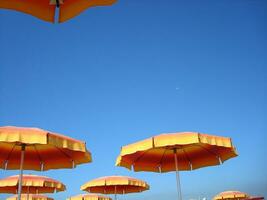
[0,0,116,23]
[66,194,112,200]
[213,191,250,200]
[81,176,149,200]
[116,132,238,200]
[7,194,54,200]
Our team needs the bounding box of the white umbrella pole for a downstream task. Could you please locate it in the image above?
[174,149,182,200]
[27,186,30,200]
[18,144,26,200]
[114,186,117,200]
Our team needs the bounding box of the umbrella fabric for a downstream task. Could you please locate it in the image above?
[81,176,149,194]
[0,0,116,23]
[244,197,264,200]
[214,191,250,200]
[0,174,66,194]
[7,194,54,200]
[66,194,112,200]
[0,126,92,171]
[116,132,238,172]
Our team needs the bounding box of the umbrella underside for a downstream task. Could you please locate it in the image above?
[84,185,147,194]
[117,143,237,172]
[0,142,91,170]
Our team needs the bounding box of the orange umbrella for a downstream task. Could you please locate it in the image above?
[81,176,149,200]
[7,194,54,200]
[66,194,112,200]
[0,0,116,23]
[0,174,65,199]
[213,191,250,200]
[116,132,238,200]
[0,126,92,200]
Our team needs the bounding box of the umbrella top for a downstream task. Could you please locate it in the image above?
[7,194,54,200]
[81,175,149,194]
[213,191,250,200]
[119,132,236,155]
[0,126,87,150]
[1,174,64,183]
[66,194,112,200]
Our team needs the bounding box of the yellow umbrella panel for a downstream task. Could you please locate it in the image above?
[213,191,250,200]
[116,132,238,200]
[81,176,149,200]
[67,194,112,200]
[7,194,54,200]
[0,0,117,23]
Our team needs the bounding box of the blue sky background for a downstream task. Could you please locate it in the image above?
[0,0,266,199]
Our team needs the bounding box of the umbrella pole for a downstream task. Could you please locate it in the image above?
[27,186,29,200]
[174,149,182,200]
[18,144,26,200]
[114,186,117,200]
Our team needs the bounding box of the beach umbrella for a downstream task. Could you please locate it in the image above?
[66,194,112,200]
[81,176,149,200]
[116,132,238,200]
[7,194,54,200]
[213,191,250,200]
[0,0,116,23]
[0,126,92,200]
[0,174,65,200]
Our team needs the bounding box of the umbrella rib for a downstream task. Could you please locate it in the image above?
[34,145,44,169]
[4,143,16,166]
[131,149,150,167]
[54,146,74,164]
[196,144,221,161]
[157,148,167,172]
[181,148,193,170]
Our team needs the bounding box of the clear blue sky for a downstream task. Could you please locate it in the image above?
[0,0,266,199]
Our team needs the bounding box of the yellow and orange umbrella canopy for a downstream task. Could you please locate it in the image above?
[0,174,66,194]
[81,176,149,194]
[7,194,54,200]
[0,126,92,171]
[66,194,112,200]
[0,0,117,23]
[213,191,250,200]
[116,132,238,172]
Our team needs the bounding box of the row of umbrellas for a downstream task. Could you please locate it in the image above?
[0,126,238,200]
[0,174,149,200]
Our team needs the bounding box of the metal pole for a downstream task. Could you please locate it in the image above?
[27,186,29,200]
[18,144,26,200]
[174,149,182,200]
[114,186,117,200]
